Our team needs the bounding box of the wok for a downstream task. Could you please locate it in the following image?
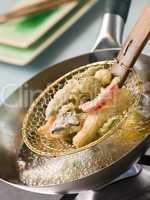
[0,0,150,195]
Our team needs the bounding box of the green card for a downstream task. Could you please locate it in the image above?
[0,0,77,48]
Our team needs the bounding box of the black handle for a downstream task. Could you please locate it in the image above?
[105,0,131,22]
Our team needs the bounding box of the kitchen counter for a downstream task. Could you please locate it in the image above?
[0,0,149,199]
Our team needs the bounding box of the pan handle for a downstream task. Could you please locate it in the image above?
[92,0,131,51]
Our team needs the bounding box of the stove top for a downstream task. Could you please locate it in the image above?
[61,155,150,200]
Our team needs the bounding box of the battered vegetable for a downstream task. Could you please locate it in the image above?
[95,69,112,86]
[46,67,102,119]
[73,87,131,148]
[73,111,109,148]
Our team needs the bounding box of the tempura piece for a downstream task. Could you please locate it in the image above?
[73,112,105,148]
[80,77,120,113]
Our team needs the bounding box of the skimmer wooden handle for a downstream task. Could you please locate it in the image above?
[111,1,150,86]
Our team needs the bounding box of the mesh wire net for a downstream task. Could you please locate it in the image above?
[22,60,143,157]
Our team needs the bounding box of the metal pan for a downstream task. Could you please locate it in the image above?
[0,0,150,195]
